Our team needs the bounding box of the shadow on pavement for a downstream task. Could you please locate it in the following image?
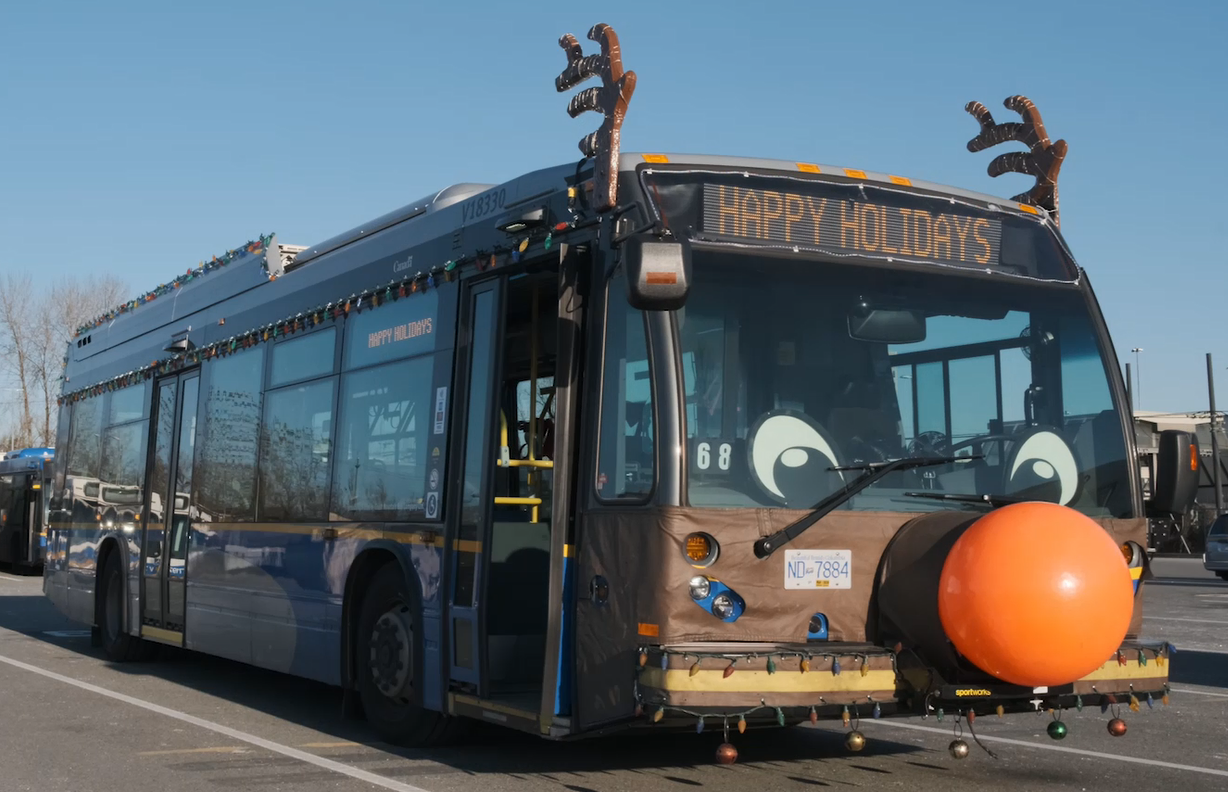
[0,591,926,776]
[1170,650,1228,690]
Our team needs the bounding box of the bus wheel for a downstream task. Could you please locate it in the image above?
[357,563,459,746]
[97,552,156,662]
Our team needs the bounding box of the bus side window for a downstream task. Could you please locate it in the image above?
[596,273,654,500]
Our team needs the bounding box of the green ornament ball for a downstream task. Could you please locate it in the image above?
[1047,720,1068,740]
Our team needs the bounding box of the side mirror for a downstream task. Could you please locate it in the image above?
[1151,429,1200,515]
[622,235,691,311]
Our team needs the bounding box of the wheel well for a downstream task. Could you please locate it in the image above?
[342,548,401,689]
[93,537,122,628]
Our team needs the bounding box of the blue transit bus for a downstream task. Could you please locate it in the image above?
[43,24,1197,761]
[0,447,54,572]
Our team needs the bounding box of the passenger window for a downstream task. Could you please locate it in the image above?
[596,273,654,500]
[197,346,264,521]
[270,328,336,388]
[67,398,103,478]
[100,421,148,496]
[331,356,434,521]
[259,379,335,520]
[108,382,149,424]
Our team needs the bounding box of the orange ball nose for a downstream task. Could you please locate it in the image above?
[937,502,1134,687]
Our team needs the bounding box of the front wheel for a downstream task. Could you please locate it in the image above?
[356,563,462,746]
[1215,571,1228,582]
[97,552,156,662]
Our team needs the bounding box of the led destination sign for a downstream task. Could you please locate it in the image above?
[701,184,1004,270]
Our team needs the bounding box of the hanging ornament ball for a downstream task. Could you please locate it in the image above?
[948,739,970,759]
[1107,717,1128,737]
[938,502,1133,687]
[716,743,739,765]
[1047,720,1068,740]
[845,730,866,752]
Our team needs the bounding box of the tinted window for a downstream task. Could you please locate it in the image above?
[259,379,335,520]
[197,347,264,521]
[100,421,148,496]
[270,328,336,388]
[596,273,653,500]
[67,398,102,478]
[331,356,434,521]
[108,382,149,424]
[460,291,496,527]
[345,291,439,369]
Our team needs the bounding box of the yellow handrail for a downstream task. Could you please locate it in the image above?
[498,459,554,469]
[494,496,543,506]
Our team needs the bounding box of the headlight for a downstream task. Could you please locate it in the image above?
[711,594,734,619]
[689,575,711,601]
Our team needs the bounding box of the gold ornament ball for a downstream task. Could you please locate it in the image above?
[1107,717,1128,737]
[716,743,739,765]
[949,738,970,759]
[845,730,866,752]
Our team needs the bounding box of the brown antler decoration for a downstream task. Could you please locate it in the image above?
[965,96,1068,225]
[556,23,637,213]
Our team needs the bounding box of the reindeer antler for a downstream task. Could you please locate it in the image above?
[964,95,1068,225]
[556,23,637,213]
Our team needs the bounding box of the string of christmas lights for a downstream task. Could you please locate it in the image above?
[59,223,575,406]
[73,234,276,338]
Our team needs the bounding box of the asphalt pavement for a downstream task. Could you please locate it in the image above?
[1,560,1226,792]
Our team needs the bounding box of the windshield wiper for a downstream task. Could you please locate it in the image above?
[753,455,980,558]
[902,491,1025,507]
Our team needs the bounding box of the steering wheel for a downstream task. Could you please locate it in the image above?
[907,430,949,458]
[844,435,897,464]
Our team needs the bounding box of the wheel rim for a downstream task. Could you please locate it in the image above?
[104,570,121,644]
[368,604,412,703]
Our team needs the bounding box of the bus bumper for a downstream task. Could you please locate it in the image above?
[634,640,1172,724]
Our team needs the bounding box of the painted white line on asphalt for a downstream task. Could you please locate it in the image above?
[1170,687,1228,699]
[1152,617,1228,625]
[138,746,248,756]
[0,652,432,792]
[865,720,1228,778]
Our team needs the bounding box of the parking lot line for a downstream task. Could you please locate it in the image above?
[0,651,432,792]
[1170,687,1228,699]
[864,720,1228,778]
[138,746,248,756]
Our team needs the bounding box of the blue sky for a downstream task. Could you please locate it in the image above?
[2,0,1224,414]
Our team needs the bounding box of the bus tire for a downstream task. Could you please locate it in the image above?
[97,551,156,663]
[356,563,461,746]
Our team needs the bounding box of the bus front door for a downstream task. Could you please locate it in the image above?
[140,371,200,646]
[447,278,504,696]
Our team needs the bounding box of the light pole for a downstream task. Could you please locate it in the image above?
[1131,348,1144,412]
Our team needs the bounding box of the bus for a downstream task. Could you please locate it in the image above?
[44,23,1199,761]
[0,448,54,572]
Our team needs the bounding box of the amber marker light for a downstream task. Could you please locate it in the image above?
[684,532,718,566]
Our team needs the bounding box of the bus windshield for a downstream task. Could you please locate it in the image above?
[679,250,1133,518]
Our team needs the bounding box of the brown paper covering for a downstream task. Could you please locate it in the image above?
[572,506,1151,727]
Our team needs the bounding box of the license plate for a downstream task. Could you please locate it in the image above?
[784,549,852,590]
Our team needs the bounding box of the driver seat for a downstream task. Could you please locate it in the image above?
[826,406,902,461]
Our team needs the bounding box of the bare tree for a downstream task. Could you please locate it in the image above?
[0,274,36,446]
[0,274,127,449]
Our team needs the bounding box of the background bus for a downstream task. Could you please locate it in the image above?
[0,447,54,572]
